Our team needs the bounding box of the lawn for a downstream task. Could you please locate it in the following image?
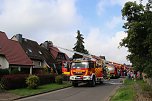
[110,79,136,101]
[9,82,71,96]
[110,78,152,101]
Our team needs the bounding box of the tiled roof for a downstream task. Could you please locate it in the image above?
[21,38,43,61]
[39,46,55,66]
[49,46,60,59]
[0,31,33,66]
[17,37,55,66]
[49,46,69,61]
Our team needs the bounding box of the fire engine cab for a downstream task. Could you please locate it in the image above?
[70,57,105,87]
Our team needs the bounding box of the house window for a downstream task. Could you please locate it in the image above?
[38,51,42,55]
[39,62,42,66]
[28,49,32,53]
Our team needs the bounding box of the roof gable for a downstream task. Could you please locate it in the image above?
[0,31,33,66]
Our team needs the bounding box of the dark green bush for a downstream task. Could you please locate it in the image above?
[55,75,63,84]
[0,81,4,92]
[0,69,9,79]
[1,74,28,90]
[61,74,70,81]
[11,68,21,74]
[26,75,39,89]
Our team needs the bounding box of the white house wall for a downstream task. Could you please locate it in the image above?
[0,56,9,69]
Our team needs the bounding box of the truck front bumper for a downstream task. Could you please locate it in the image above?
[70,76,92,81]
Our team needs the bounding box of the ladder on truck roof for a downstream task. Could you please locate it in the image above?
[53,45,106,66]
[53,45,92,58]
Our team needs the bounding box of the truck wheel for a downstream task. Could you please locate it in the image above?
[72,82,78,87]
[99,80,103,84]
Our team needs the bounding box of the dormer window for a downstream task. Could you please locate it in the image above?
[28,49,32,53]
[38,51,42,54]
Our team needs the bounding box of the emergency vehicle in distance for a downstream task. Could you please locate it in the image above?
[106,63,118,78]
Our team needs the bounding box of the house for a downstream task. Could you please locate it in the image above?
[41,41,69,62]
[41,41,69,74]
[0,48,9,69]
[0,31,33,73]
[12,34,55,74]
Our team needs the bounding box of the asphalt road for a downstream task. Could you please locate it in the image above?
[16,78,123,101]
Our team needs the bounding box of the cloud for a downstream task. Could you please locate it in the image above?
[110,0,148,6]
[0,0,81,38]
[85,28,130,64]
[96,0,107,16]
[105,16,123,30]
[97,0,148,16]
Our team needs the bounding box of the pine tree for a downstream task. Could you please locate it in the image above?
[73,30,89,59]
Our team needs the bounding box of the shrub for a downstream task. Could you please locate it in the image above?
[55,75,63,84]
[0,81,4,92]
[61,74,70,81]
[1,74,28,90]
[11,68,20,74]
[0,69,9,79]
[36,74,55,85]
[26,75,39,89]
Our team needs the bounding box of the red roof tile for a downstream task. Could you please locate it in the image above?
[0,31,33,66]
[49,46,60,59]
[49,46,69,61]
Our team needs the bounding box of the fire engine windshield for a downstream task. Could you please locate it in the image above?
[71,62,89,68]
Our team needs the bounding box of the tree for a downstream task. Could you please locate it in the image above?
[120,1,152,77]
[73,30,89,59]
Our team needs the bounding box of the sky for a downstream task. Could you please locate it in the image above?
[0,0,148,64]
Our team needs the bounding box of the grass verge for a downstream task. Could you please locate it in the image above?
[110,79,136,101]
[9,82,71,97]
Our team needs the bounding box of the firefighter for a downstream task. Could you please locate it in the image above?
[106,66,110,80]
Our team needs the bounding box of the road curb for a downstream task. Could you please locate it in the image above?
[105,78,125,101]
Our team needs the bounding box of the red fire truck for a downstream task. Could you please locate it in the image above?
[62,61,71,76]
[70,57,106,87]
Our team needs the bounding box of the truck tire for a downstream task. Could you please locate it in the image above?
[99,80,103,84]
[72,82,78,87]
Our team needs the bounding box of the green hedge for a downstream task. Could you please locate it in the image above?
[0,69,9,79]
[0,74,56,90]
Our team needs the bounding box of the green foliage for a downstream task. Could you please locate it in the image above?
[11,68,20,74]
[0,81,4,92]
[0,69,9,75]
[61,74,69,81]
[73,30,89,59]
[26,75,39,89]
[55,75,63,84]
[120,1,152,77]
[43,66,49,74]
[110,79,136,101]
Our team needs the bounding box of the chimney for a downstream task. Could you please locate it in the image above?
[16,34,22,43]
[42,41,53,49]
